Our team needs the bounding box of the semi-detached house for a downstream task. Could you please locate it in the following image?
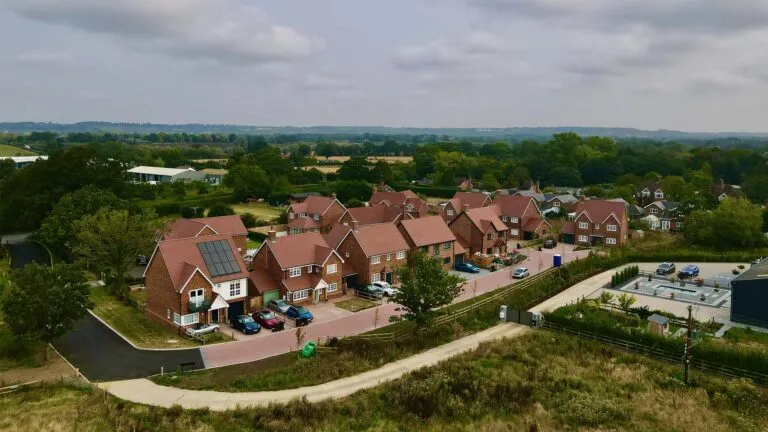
[561,200,628,247]
[286,195,346,235]
[144,234,250,330]
[448,206,509,256]
[249,231,344,305]
[491,195,551,241]
[398,215,463,270]
[331,222,410,288]
[441,191,491,222]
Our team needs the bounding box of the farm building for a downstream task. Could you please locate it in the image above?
[730,259,768,327]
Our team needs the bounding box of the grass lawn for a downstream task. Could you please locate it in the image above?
[720,327,768,352]
[0,144,36,157]
[334,298,377,312]
[247,239,262,250]
[89,286,232,348]
[230,202,283,221]
[7,332,768,431]
[128,289,147,304]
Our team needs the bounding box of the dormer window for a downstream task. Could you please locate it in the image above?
[654,191,664,199]
[299,212,307,218]
[313,214,320,221]
[650,208,658,214]
[406,204,414,212]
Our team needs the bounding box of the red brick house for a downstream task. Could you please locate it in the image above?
[334,222,410,288]
[441,191,491,222]
[448,206,508,256]
[491,195,551,241]
[286,195,346,235]
[337,205,403,226]
[163,215,248,253]
[249,231,345,306]
[562,199,628,247]
[144,234,250,330]
[711,180,743,201]
[398,215,463,270]
[368,189,428,219]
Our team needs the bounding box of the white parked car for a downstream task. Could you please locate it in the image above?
[371,281,398,296]
[512,267,530,279]
[185,323,220,337]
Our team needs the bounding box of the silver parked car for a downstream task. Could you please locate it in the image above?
[512,267,530,279]
[185,323,220,337]
[371,281,398,296]
[268,298,291,314]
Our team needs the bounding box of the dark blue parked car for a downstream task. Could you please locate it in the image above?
[677,264,700,279]
[455,262,481,273]
[286,306,313,324]
[230,314,261,334]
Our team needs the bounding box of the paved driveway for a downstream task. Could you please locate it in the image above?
[53,314,204,381]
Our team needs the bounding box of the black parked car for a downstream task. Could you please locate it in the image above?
[543,239,557,249]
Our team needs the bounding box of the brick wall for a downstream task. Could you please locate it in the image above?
[449,213,479,254]
[441,202,459,222]
[321,253,345,299]
[397,224,455,270]
[322,201,346,233]
[145,251,180,329]
[337,233,406,286]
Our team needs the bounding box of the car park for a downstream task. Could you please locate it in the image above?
[656,262,676,275]
[267,298,290,314]
[357,284,384,300]
[185,323,219,337]
[371,281,397,296]
[512,267,530,279]
[543,239,557,249]
[455,262,481,273]
[286,306,313,325]
[677,264,700,279]
[252,309,284,330]
[230,314,261,334]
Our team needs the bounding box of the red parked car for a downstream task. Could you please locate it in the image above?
[252,309,284,330]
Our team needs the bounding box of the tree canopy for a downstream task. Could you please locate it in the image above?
[684,199,765,249]
[392,251,463,326]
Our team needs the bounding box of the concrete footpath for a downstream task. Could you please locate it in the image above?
[99,323,529,411]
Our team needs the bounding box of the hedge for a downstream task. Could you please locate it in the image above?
[611,265,639,287]
[134,193,235,216]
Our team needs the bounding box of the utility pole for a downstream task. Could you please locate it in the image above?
[684,305,693,384]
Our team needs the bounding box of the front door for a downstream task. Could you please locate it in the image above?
[211,309,219,323]
[313,288,321,304]
[385,272,393,284]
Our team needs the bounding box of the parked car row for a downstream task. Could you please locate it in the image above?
[655,262,700,279]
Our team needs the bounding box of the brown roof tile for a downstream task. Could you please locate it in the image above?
[290,195,337,215]
[248,270,279,295]
[288,217,320,229]
[400,216,456,247]
[576,200,627,223]
[464,206,508,232]
[343,206,402,225]
[492,195,535,218]
[265,232,336,269]
[193,215,247,236]
[155,234,249,291]
[451,192,490,210]
[350,223,410,257]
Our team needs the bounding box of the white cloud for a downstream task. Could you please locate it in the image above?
[15,51,73,64]
[5,0,322,65]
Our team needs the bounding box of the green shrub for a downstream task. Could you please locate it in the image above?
[240,213,258,228]
[207,204,235,217]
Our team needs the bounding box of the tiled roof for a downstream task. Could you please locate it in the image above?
[400,216,456,247]
[164,219,208,240]
[576,200,627,223]
[249,270,279,295]
[192,215,247,236]
[711,182,741,198]
[325,224,351,248]
[350,223,410,257]
[155,234,249,291]
[282,274,323,292]
[288,217,320,229]
[523,217,549,232]
[450,192,490,210]
[265,232,336,268]
[370,191,408,205]
[492,195,535,218]
[344,206,402,225]
[464,206,508,232]
[290,195,337,215]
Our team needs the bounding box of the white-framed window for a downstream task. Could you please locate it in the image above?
[501,216,508,222]
[299,212,307,218]
[166,308,171,319]
[578,235,589,243]
[487,233,493,240]
[650,208,658,214]
[306,265,313,273]
[594,224,600,230]
[181,313,199,326]
[642,189,650,197]
[173,312,181,325]
[446,209,454,216]
[510,229,519,236]
[288,267,301,278]
[661,220,671,230]
[443,242,451,249]
[189,289,204,307]
[406,204,414,211]
[345,251,350,258]
[386,253,391,261]
[229,281,241,297]
[578,222,589,229]
[327,283,338,293]
[397,250,406,259]
[655,191,664,199]
[290,227,302,235]
[327,263,337,274]
[511,217,519,223]
[606,237,617,245]
[371,273,381,282]
[293,290,309,301]
[371,255,381,264]
[289,212,295,219]
[607,224,617,232]
[676,222,683,228]
[553,201,561,207]
[313,214,320,221]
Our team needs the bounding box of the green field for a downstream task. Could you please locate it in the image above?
[5,332,768,431]
[0,144,37,157]
[230,202,283,221]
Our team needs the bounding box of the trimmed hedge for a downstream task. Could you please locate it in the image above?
[611,265,639,287]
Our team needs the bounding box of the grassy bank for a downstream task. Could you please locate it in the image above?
[0,144,36,157]
[90,286,231,348]
[6,332,768,431]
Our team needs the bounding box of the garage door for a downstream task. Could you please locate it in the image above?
[228,300,244,318]
[263,290,280,304]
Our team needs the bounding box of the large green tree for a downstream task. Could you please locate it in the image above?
[72,209,163,297]
[2,264,91,350]
[660,176,691,202]
[392,251,463,326]
[684,199,765,249]
[223,163,270,201]
[37,186,125,260]
[337,156,371,181]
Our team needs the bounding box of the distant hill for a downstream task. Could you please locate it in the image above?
[2,121,768,140]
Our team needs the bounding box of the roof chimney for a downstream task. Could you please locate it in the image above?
[351,220,359,231]
[268,230,277,242]
[331,192,337,200]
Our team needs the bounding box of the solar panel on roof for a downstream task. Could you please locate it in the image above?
[198,240,240,277]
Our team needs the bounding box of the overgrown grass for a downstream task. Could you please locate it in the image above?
[721,327,768,352]
[334,298,377,312]
[230,202,283,221]
[247,239,262,250]
[6,332,768,431]
[0,144,36,157]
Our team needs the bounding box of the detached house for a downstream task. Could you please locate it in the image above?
[542,193,578,215]
[286,195,346,235]
[164,215,249,253]
[337,205,403,226]
[144,235,250,329]
[333,222,410,288]
[441,192,491,222]
[636,178,664,205]
[642,201,682,231]
[492,195,551,241]
[399,216,463,270]
[711,180,742,201]
[250,231,344,305]
[562,200,627,247]
[368,189,428,219]
[448,206,508,256]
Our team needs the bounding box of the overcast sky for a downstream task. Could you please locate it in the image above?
[3,0,768,131]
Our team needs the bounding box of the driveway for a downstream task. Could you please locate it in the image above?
[53,314,204,381]
[451,268,490,282]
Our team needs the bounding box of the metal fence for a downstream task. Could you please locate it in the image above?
[542,321,768,385]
